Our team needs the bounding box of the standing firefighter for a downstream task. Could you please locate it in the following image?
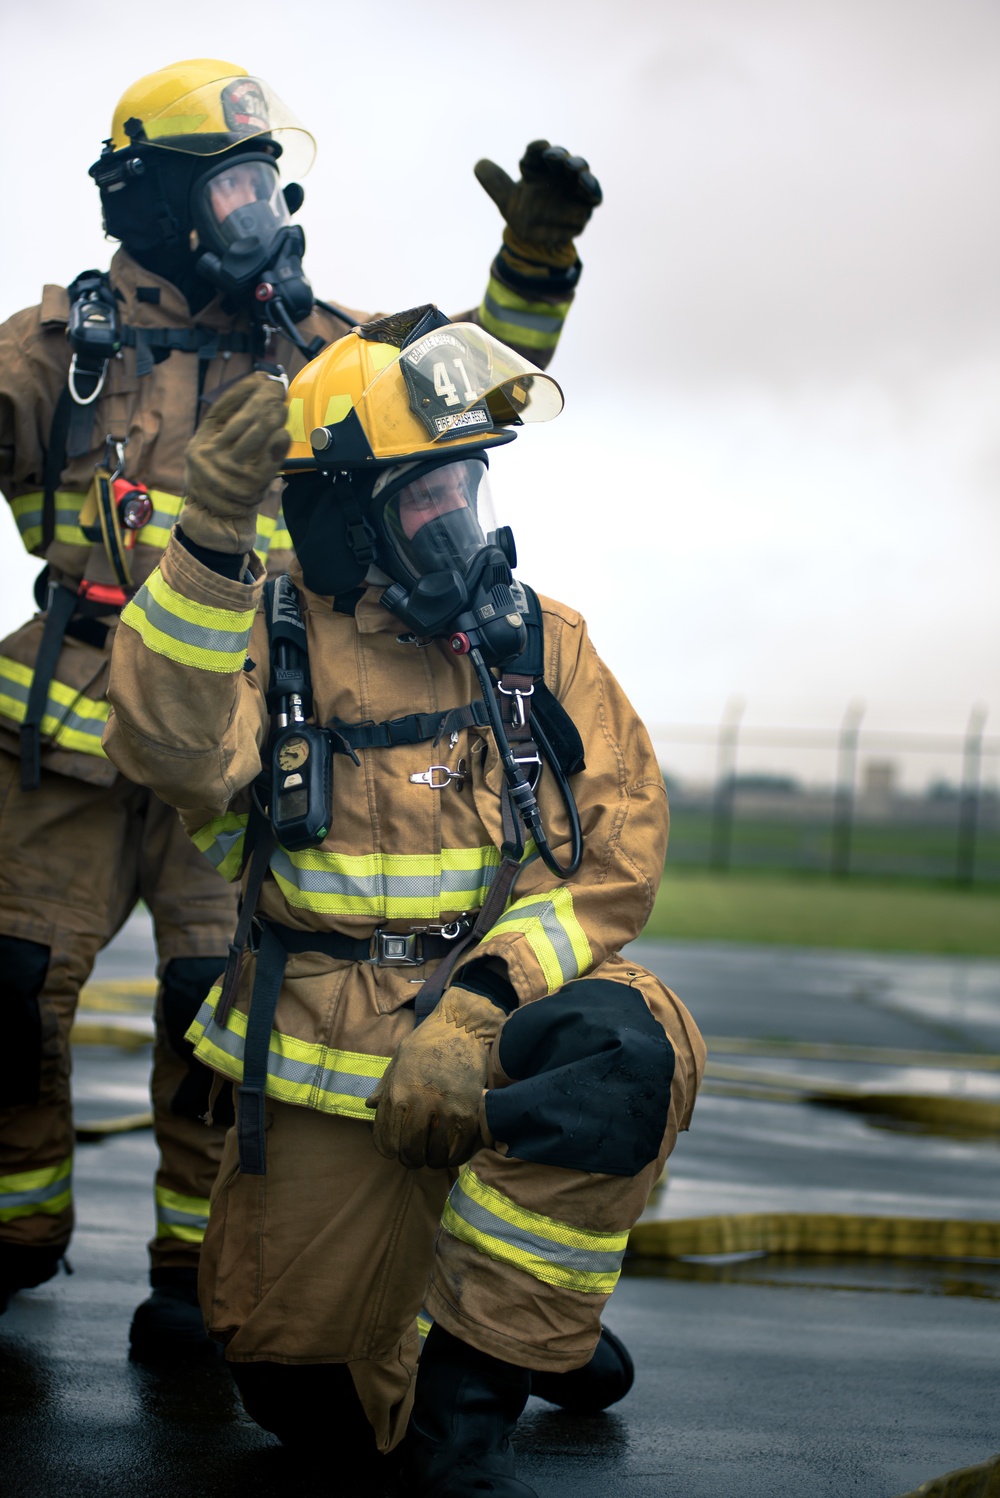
[103,311,705,1495]
[0,55,601,1359]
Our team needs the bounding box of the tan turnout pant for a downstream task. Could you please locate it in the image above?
[0,751,236,1268]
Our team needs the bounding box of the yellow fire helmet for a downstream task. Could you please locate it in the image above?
[284,306,564,471]
[108,59,316,179]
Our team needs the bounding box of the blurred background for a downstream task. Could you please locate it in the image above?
[2,0,998,929]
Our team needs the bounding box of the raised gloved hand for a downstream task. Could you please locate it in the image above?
[365,987,506,1170]
[180,373,291,555]
[474,140,603,267]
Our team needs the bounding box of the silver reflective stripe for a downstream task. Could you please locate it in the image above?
[0,668,107,745]
[269,849,497,904]
[494,897,579,981]
[130,582,251,655]
[0,1175,72,1212]
[482,292,565,336]
[157,1205,209,1230]
[270,848,439,902]
[200,824,246,872]
[447,1175,625,1276]
[199,1009,381,1101]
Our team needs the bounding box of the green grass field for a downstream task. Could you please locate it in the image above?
[644,869,1000,956]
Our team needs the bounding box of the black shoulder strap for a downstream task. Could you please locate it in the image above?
[512,582,586,777]
[42,386,74,553]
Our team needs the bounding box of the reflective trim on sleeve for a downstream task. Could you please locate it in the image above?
[477,277,571,352]
[10,490,89,554]
[0,1156,73,1223]
[0,655,109,758]
[155,1185,209,1244]
[187,986,391,1121]
[485,887,593,993]
[441,1166,627,1294]
[190,811,249,882]
[121,567,256,673]
[269,843,501,919]
[416,1311,433,1345]
[253,510,276,564]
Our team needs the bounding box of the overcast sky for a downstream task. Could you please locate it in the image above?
[2,0,997,787]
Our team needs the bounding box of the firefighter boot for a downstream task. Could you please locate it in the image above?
[402,1323,538,1497]
[129,1267,215,1359]
[529,1325,635,1413]
[0,1242,66,1313]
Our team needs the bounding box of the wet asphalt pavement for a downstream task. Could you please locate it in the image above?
[2,913,999,1497]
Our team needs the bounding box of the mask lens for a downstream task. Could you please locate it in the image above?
[200,159,288,247]
[384,460,492,580]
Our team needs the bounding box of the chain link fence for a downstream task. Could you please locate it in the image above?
[649,707,1000,885]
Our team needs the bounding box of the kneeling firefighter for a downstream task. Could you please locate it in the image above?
[103,312,705,1495]
[0,54,602,1360]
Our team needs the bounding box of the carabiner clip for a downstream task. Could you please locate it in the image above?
[103,435,127,482]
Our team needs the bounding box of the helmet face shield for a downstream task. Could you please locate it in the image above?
[191,157,290,254]
[379,459,496,586]
[116,70,316,179]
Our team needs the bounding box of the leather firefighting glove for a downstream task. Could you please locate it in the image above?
[365,986,507,1170]
[180,373,291,555]
[474,139,603,269]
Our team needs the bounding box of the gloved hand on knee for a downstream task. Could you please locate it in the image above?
[365,988,506,1170]
[180,373,291,555]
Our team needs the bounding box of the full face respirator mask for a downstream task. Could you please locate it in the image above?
[372,455,526,666]
[190,153,314,328]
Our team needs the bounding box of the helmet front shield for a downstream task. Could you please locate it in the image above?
[121,73,316,179]
[286,320,564,470]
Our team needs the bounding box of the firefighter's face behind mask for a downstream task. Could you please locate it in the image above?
[373,456,525,660]
[189,153,313,319]
[193,157,289,255]
[379,459,495,588]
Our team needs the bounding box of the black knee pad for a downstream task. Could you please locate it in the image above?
[160,956,232,1125]
[485,978,675,1177]
[0,936,49,1106]
[230,1360,375,1455]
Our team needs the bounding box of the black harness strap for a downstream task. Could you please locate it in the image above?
[329,699,492,752]
[41,388,74,554]
[19,583,80,791]
[120,325,255,378]
[236,919,472,1172]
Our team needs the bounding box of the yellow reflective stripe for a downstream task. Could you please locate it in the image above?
[190,811,248,882]
[187,986,391,1121]
[417,1313,433,1344]
[0,1156,73,1222]
[270,843,501,919]
[442,1166,627,1294]
[478,276,571,351]
[132,489,184,550]
[0,654,110,758]
[486,887,592,993]
[271,524,293,552]
[11,490,89,553]
[253,510,276,564]
[155,1185,209,1243]
[121,566,256,672]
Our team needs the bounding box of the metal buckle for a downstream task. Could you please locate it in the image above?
[373,931,423,967]
[409,759,467,791]
[497,681,534,728]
